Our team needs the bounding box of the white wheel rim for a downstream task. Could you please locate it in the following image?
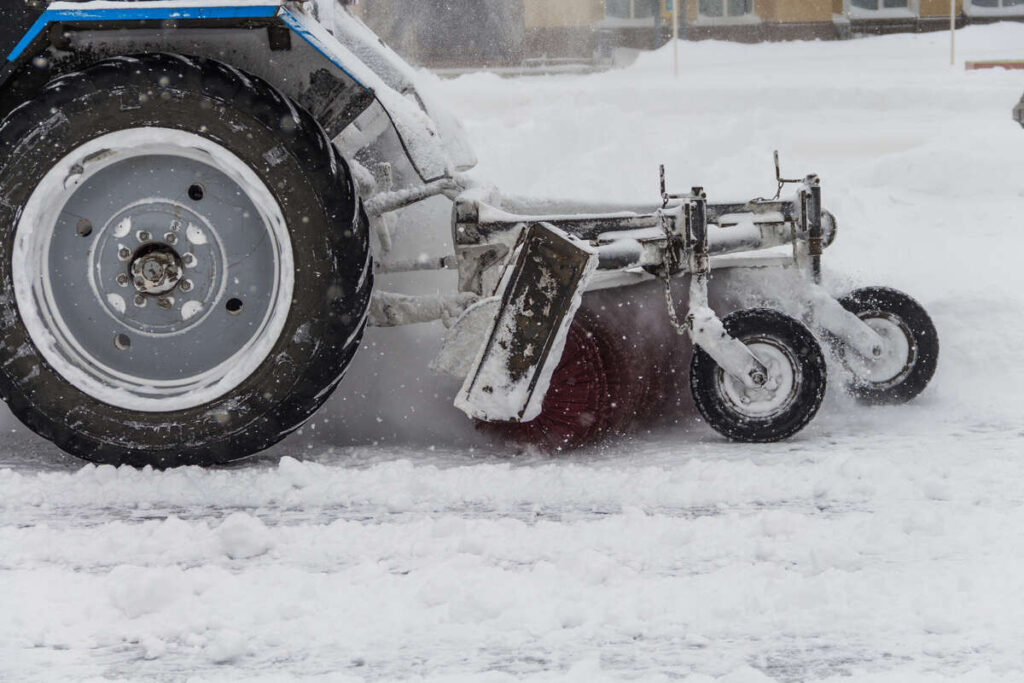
[847,314,915,387]
[717,339,800,419]
[13,128,295,412]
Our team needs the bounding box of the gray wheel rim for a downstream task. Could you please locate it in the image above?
[13,128,294,412]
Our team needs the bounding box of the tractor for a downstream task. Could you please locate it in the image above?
[0,1,938,467]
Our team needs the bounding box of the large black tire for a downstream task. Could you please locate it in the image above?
[690,308,826,443]
[835,287,938,405]
[0,54,372,468]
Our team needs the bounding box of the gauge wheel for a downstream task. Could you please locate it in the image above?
[0,54,372,467]
[690,308,826,443]
[835,287,938,405]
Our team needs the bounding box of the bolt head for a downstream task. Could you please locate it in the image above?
[750,372,767,387]
[180,279,193,292]
[872,346,884,358]
[133,294,146,307]
[116,273,129,286]
[118,248,131,260]
[164,232,177,245]
[157,297,172,309]
[138,231,151,242]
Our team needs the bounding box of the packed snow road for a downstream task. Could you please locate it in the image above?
[3,24,1024,682]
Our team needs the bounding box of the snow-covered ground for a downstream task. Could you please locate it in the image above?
[4,24,1024,682]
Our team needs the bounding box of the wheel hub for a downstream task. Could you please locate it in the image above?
[849,314,914,386]
[719,339,799,419]
[93,200,222,335]
[130,244,182,295]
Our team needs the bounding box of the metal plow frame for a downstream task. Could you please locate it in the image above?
[436,166,889,424]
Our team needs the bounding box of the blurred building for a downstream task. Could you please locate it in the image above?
[351,0,1024,67]
[351,0,526,67]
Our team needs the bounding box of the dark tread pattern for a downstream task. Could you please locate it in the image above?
[0,54,372,467]
[690,308,826,443]
[837,287,938,405]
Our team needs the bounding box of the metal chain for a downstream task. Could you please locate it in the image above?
[657,202,690,337]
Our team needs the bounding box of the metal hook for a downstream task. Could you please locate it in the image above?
[773,150,803,200]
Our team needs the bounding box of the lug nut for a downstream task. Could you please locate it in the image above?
[118,247,131,260]
[116,273,129,287]
[134,294,146,307]
[182,253,196,268]
[750,372,767,387]
[180,279,193,292]
[165,232,178,245]
[138,231,151,242]
[157,297,172,309]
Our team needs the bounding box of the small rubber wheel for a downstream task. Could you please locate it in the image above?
[0,54,372,467]
[690,308,826,443]
[835,287,938,405]
[479,312,642,451]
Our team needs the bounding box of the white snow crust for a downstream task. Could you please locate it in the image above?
[3,24,1024,682]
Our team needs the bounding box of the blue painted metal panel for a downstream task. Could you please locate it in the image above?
[277,7,368,91]
[8,5,280,61]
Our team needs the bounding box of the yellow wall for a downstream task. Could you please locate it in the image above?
[920,0,963,18]
[761,0,834,23]
[525,0,604,29]
[526,0,967,30]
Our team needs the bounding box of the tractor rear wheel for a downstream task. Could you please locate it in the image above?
[0,54,372,467]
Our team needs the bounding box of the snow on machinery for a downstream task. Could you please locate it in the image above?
[0,1,939,467]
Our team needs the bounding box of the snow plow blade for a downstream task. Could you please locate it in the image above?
[455,223,598,424]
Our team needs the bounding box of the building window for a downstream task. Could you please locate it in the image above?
[605,0,657,20]
[967,0,1024,9]
[846,0,920,15]
[698,0,755,18]
[850,0,908,8]
[847,0,913,8]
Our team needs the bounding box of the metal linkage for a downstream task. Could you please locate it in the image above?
[800,174,824,285]
[368,290,480,328]
[787,172,885,361]
[660,185,771,391]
